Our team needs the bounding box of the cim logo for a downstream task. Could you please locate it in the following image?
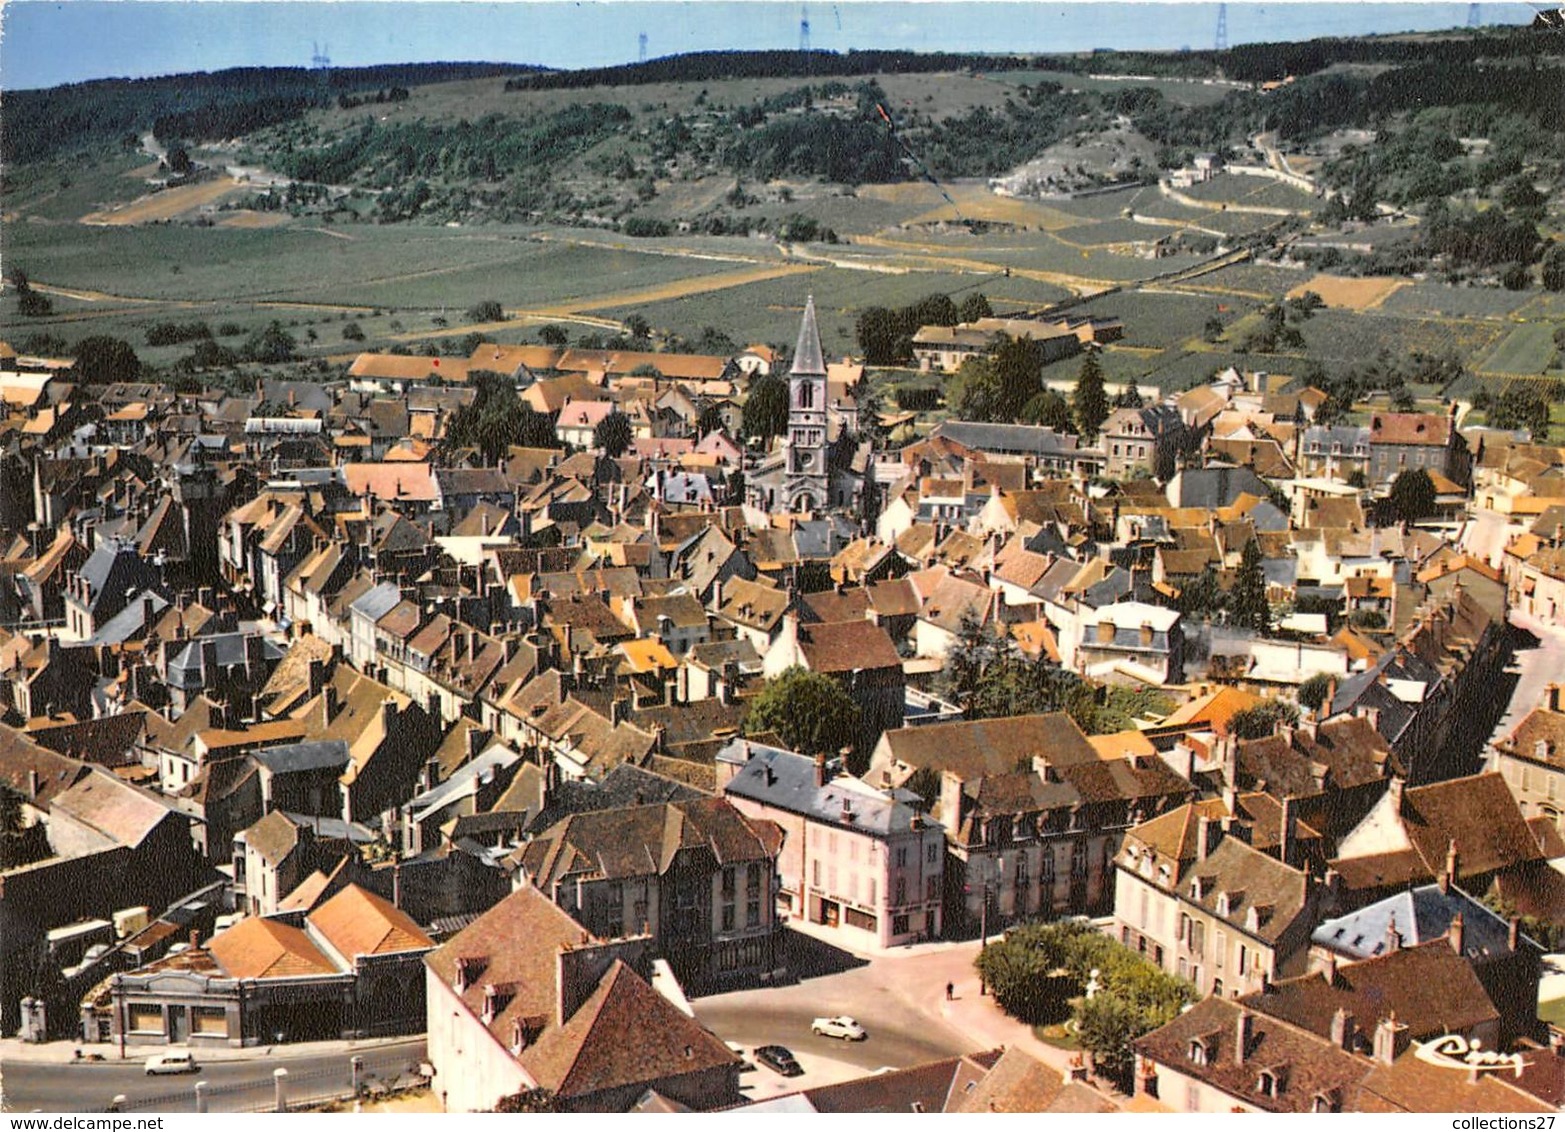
[1413,1034,1528,1079]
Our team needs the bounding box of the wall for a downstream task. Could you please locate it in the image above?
[424,967,529,1113]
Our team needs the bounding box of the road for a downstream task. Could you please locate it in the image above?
[1490,612,1565,748]
[0,1040,425,1114]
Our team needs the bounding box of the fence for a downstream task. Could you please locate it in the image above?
[105,1048,424,1114]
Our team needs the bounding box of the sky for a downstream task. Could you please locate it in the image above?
[0,1,1540,92]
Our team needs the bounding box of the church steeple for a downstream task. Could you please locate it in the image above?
[782,296,829,513]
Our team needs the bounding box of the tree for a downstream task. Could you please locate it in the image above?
[742,373,789,441]
[949,357,1004,422]
[492,1089,559,1113]
[623,313,652,342]
[1229,536,1271,634]
[72,336,142,384]
[1114,377,1145,409]
[1490,386,1550,441]
[1228,699,1302,740]
[855,306,906,367]
[538,324,569,346]
[1298,672,1336,713]
[695,401,725,437]
[466,300,504,323]
[594,410,633,457]
[743,668,861,760]
[1021,389,1073,432]
[1072,347,1109,441]
[1075,993,1143,1083]
[958,292,994,322]
[443,370,560,462]
[1543,246,1565,293]
[8,268,52,318]
[1387,468,1437,524]
[993,334,1045,421]
[243,321,297,364]
[1202,315,1224,343]
[341,321,366,342]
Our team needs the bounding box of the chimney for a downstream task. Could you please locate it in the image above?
[1448,912,1466,957]
[1197,814,1214,862]
[1551,684,1563,714]
[814,751,828,788]
[1510,917,1522,952]
[307,657,326,699]
[1443,839,1459,893]
[1372,1013,1407,1066]
[467,727,485,759]
[188,929,200,949]
[1385,913,1403,953]
[27,768,39,799]
[1323,951,1339,986]
[610,698,627,726]
[1234,1010,1253,1066]
[1387,775,1404,816]
[1329,1007,1355,1051]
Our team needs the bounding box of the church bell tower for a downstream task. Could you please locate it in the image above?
[783,296,829,513]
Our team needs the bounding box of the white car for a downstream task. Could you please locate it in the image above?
[145,1051,199,1075]
[811,1015,867,1041]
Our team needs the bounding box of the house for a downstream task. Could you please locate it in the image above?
[511,796,784,990]
[93,884,433,1048]
[1132,993,1552,1113]
[717,739,945,948]
[1114,819,1321,999]
[1490,684,1565,832]
[424,885,741,1112]
[871,713,1192,929]
[1103,403,1186,481]
[761,614,904,756]
[1368,411,1470,489]
[1075,602,1185,685]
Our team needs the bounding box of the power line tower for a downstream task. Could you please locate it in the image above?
[1214,3,1228,51]
[799,5,811,52]
[1467,3,1481,27]
[311,41,331,69]
[638,31,648,62]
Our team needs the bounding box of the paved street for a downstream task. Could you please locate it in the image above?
[1490,612,1565,749]
[0,1039,425,1113]
[691,926,1083,1101]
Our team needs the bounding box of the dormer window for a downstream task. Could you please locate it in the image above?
[1215,892,1231,916]
[1189,1036,1213,1066]
[1313,1090,1340,1113]
[1256,1066,1287,1098]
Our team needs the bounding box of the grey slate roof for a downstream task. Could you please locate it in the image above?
[930,421,1079,459]
[350,580,402,622]
[791,295,826,377]
[718,738,939,839]
[251,739,352,776]
[1311,883,1517,962]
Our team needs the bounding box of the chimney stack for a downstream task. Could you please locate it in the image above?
[814,751,828,788]
[1550,684,1563,714]
[1329,1007,1355,1051]
[1510,917,1522,952]
[1279,795,1297,869]
[1442,839,1459,893]
[1449,912,1466,957]
[1197,814,1215,862]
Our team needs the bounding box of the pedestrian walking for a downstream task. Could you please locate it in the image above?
[945,981,954,1001]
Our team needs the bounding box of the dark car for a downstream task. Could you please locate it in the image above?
[754,1044,803,1077]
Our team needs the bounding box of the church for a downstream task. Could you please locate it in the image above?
[747,296,864,515]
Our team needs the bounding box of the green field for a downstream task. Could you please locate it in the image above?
[595,267,1075,355]
[1379,282,1535,319]
[1299,309,1504,369]
[1480,324,1561,375]
[1183,262,1312,297]
[986,70,1242,108]
[1079,289,1256,350]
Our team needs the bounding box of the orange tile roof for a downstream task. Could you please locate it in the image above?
[308,883,432,959]
[342,462,438,502]
[1159,685,1264,736]
[209,916,339,979]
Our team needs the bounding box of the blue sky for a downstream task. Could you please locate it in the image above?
[0,2,1535,91]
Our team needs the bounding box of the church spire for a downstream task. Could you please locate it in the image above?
[791,295,826,376]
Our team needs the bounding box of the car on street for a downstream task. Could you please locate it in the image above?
[754,1044,803,1076]
[811,1015,868,1041]
[145,1052,199,1076]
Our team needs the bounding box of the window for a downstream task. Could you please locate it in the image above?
[128,1006,164,1034]
[721,868,736,896]
[1215,930,1226,968]
[1071,840,1089,878]
[890,913,909,936]
[846,907,878,933]
[1212,978,1223,997]
[1237,945,1248,975]
[927,841,938,864]
[633,898,648,931]
[747,863,762,896]
[747,896,761,928]
[606,881,625,938]
[895,846,908,868]
[799,382,815,409]
[1256,1070,1279,1098]
[867,878,876,905]
[926,875,940,903]
[894,876,907,906]
[1041,850,1056,894]
[1188,1039,1209,1066]
[813,860,822,888]
[721,904,735,931]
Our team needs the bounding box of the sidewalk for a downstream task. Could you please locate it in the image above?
[0,1034,422,1067]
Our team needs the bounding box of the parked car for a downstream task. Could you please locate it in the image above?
[811,1015,868,1041]
[754,1044,803,1077]
[145,1052,199,1076]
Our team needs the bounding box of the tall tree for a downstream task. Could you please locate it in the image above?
[742,373,789,441]
[743,667,861,760]
[1072,347,1109,441]
[594,410,633,457]
[993,334,1045,421]
[958,292,994,322]
[1114,377,1145,409]
[1387,468,1437,524]
[1230,536,1271,634]
[72,336,142,385]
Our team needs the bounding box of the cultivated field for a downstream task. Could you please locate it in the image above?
[81,178,247,225]
[1378,281,1535,319]
[1480,324,1561,375]
[1288,274,1408,311]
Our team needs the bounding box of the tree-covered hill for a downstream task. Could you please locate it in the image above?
[1,62,542,164]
